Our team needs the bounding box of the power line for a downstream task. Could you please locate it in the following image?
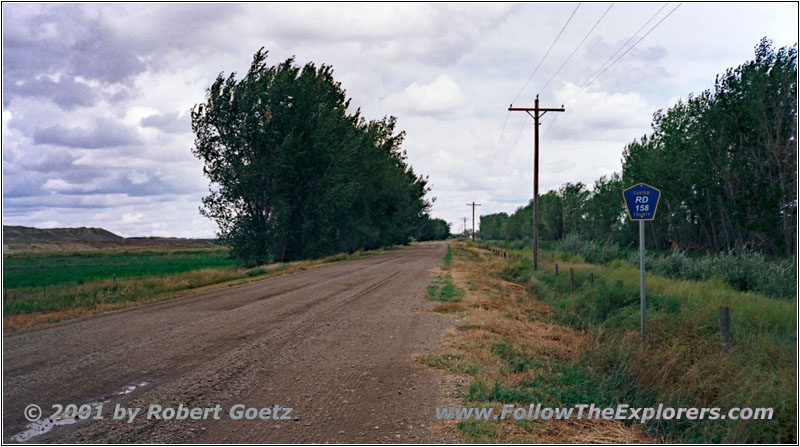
[510,3,581,106]
[508,119,528,156]
[568,3,682,102]
[542,112,561,138]
[538,3,615,96]
[544,3,682,140]
[490,3,581,173]
[490,113,528,175]
[496,3,681,178]
[493,111,512,158]
[575,3,668,94]
[489,112,525,174]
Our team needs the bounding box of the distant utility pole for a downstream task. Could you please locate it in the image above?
[466,202,482,242]
[462,217,469,238]
[509,95,565,271]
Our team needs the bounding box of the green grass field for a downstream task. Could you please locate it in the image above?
[3,247,235,288]
[2,244,398,327]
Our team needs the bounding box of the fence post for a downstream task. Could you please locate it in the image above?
[569,268,575,292]
[590,272,594,288]
[718,306,731,352]
[554,263,559,276]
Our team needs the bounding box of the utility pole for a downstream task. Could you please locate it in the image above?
[466,202,482,242]
[462,217,468,239]
[509,95,565,271]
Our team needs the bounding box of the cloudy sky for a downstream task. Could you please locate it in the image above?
[2,2,797,237]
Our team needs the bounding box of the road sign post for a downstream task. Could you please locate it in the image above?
[623,183,661,346]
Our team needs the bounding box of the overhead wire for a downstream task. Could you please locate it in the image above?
[492,3,683,186]
[544,3,682,139]
[497,2,613,176]
[574,3,668,94]
[489,113,527,175]
[510,3,581,106]
[488,2,581,175]
[537,3,615,96]
[567,3,682,103]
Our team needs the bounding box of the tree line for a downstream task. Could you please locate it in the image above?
[192,49,448,266]
[481,39,797,256]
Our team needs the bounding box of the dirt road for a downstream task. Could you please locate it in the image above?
[3,242,455,443]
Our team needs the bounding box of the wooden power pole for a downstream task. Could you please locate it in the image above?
[466,202,482,242]
[509,95,564,271]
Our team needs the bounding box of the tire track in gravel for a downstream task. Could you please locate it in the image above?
[3,242,455,443]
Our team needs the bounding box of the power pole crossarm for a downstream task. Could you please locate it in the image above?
[508,95,565,271]
[508,106,565,112]
[466,202,482,242]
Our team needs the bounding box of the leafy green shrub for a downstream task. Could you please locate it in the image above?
[632,248,796,299]
[591,285,638,322]
[556,234,623,264]
[510,238,531,250]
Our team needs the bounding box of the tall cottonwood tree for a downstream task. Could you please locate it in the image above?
[192,49,432,265]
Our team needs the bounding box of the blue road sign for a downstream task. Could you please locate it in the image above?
[623,183,661,221]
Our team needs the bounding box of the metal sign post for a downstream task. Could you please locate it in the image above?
[639,220,645,344]
[623,183,661,346]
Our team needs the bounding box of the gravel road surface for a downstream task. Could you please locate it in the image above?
[3,242,455,443]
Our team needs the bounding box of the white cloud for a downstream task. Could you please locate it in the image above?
[121,212,144,224]
[382,74,471,118]
[42,178,97,193]
[127,171,150,185]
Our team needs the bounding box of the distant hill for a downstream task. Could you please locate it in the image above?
[3,225,124,244]
[3,225,216,253]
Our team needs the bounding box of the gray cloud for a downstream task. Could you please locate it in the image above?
[1,167,47,198]
[12,148,76,173]
[33,118,141,149]
[2,4,144,112]
[140,111,191,134]
[2,4,145,84]
[3,77,99,110]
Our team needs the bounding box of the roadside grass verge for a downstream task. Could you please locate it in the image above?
[484,243,796,443]
[3,245,401,331]
[426,274,463,303]
[420,241,653,443]
[441,244,453,267]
